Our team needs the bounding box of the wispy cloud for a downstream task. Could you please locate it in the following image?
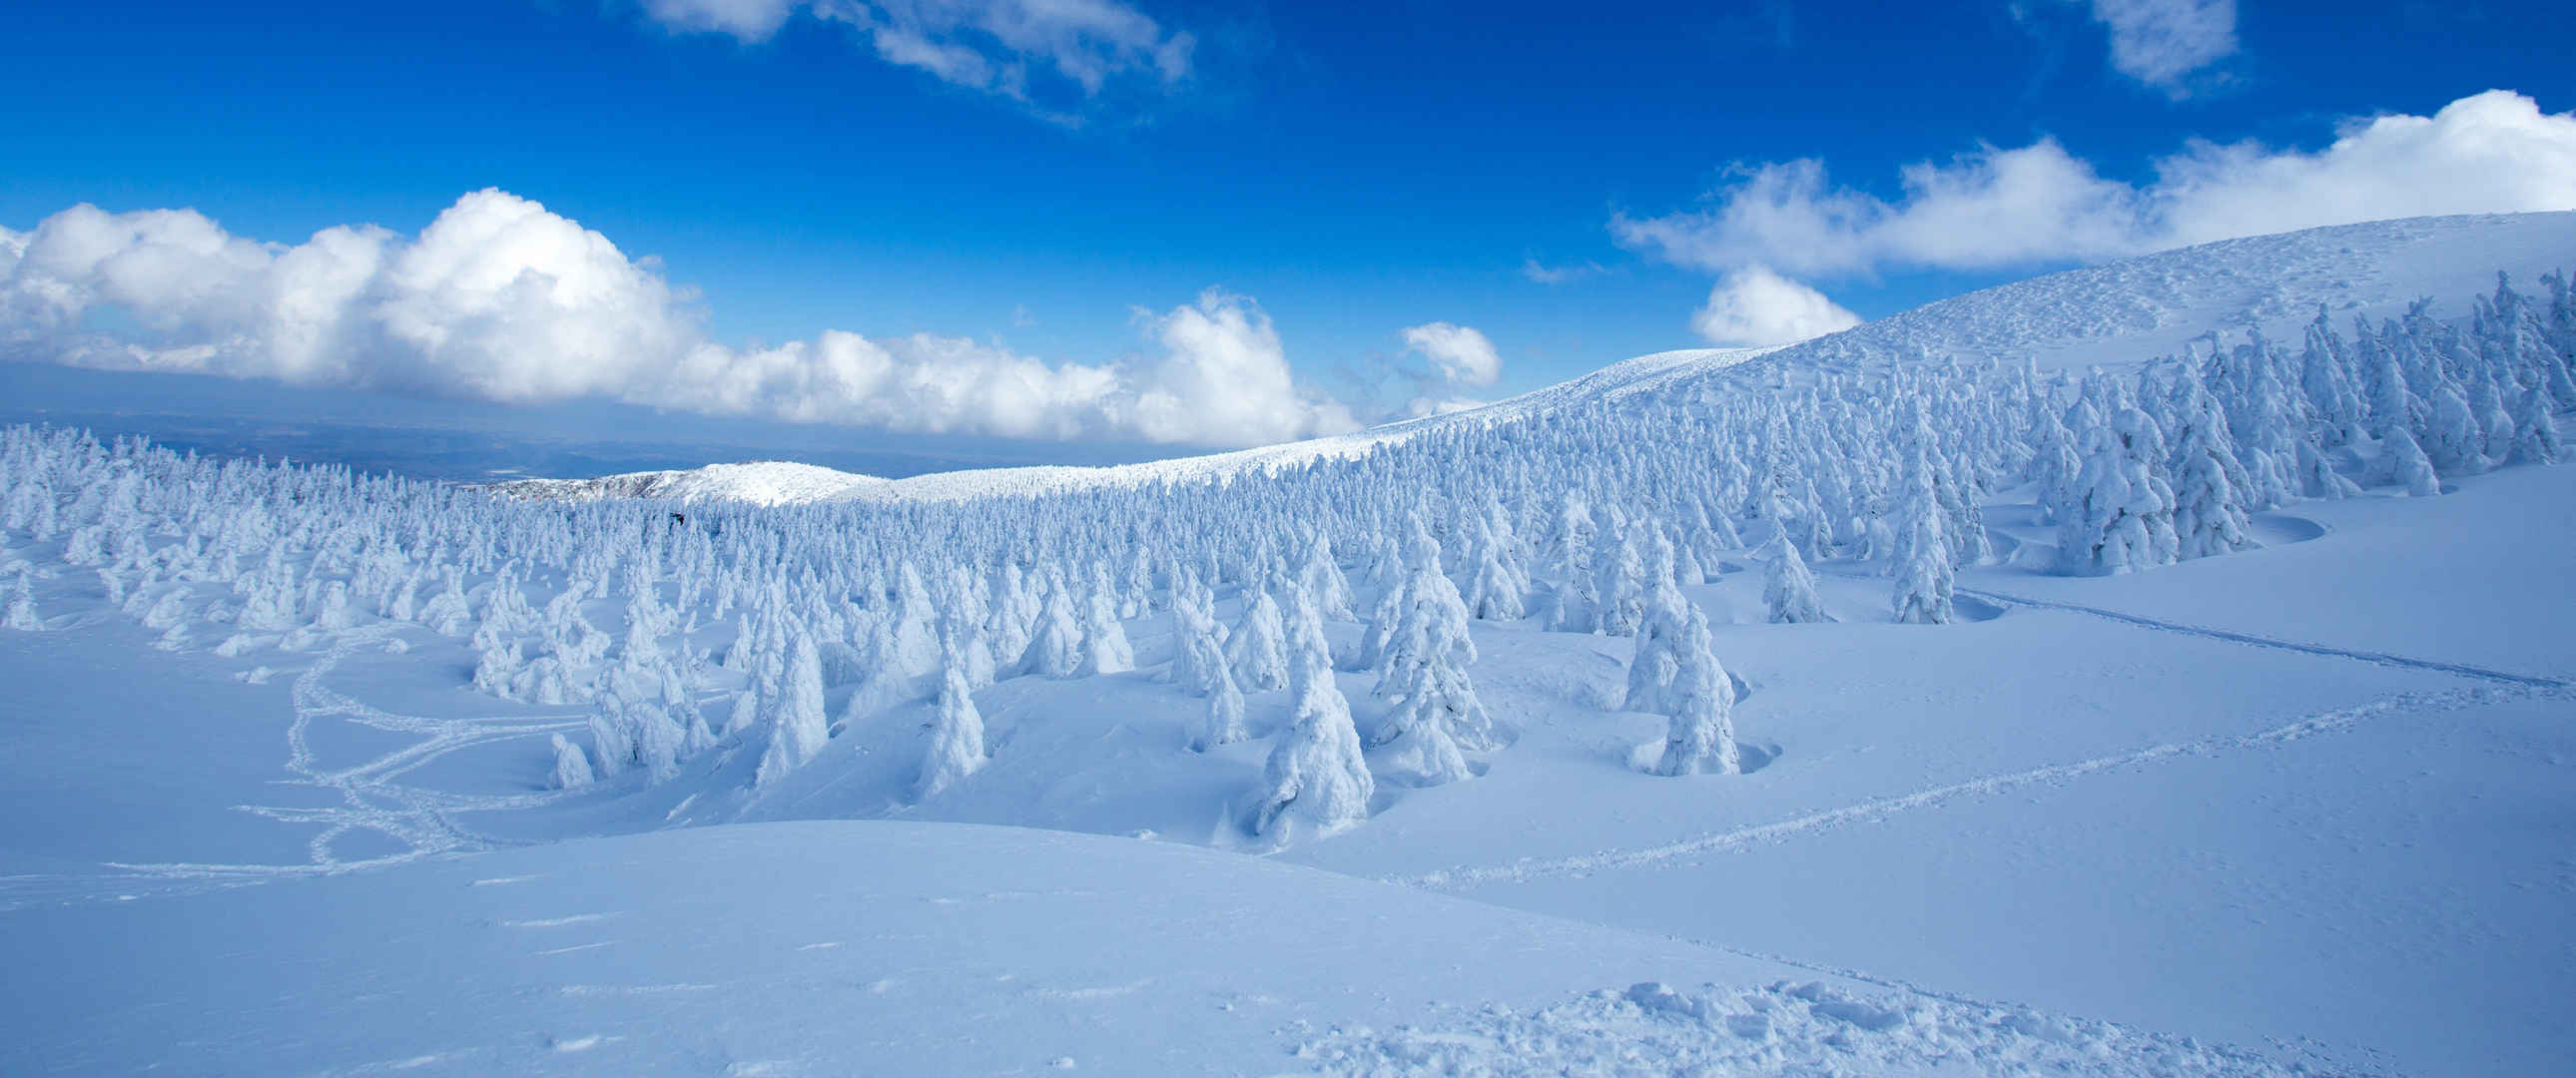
[0,191,1360,448]
[640,0,1196,123]
[2080,0,2238,98]
[1520,258,1607,284]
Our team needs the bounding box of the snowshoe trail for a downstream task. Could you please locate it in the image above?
[108,627,586,883]
[1391,682,2562,890]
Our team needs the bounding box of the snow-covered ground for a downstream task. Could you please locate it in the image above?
[4,213,2574,1075]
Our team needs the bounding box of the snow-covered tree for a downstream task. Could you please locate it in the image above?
[1543,497,1598,632]
[1590,514,1646,638]
[2424,381,2489,475]
[3,571,39,631]
[548,733,594,791]
[1369,530,1492,785]
[1168,568,1231,694]
[1758,531,1829,624]
[1192,660,1249,752]
[2506,386,2565,466]
[753,633,830,790]
[1295,529,1355,621]
[1890,488,1956,626]
[1076,564,1135,676]
[916,663,987,801]
[1634,600,1738,776]
[1251,591,1374,842]
[2385,427,2443,497]
[1227,583,1289,691]
[1625,532,1740,778]
[1460,502,1529,621]
[2171,403,2258,561]
[1016,568,1084,679]
[2056,406,2180,576]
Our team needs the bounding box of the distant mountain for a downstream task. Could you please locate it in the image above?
[483,460,893,506]
[485,211,2576,507]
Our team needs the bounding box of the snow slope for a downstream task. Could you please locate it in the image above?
[2,817,2324,1076]
[484,212,2574,507]
[8,454,2571,1073]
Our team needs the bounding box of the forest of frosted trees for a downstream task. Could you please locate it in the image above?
[2,270,2569,844]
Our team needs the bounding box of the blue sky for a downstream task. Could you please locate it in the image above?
[1,0,2571,468]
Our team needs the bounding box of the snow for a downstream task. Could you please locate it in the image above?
[484,212,2574,509]
[486,460,896,506]
[4,211,2575,1075]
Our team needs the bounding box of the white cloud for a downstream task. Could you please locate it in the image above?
[2082,0,2238,97]
[1616,90,2576,280]
[1128,289,1359,445]
[643,0,1195,119]
[1688,266,1861,347]
[1397,321,1502,387]
[1520,258,1604,284]
[0,190,1359,449]
[644,0,801,38]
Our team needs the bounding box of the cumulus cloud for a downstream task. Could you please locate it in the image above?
[0,190,1360,448]
[1688,267,1861,347]
[642,0,1195,119]
[1397,322,1502,387]
[1615,90,2576,279]
[1386,321,1503,418]
[2080,0,2239,97]
[1129,289,1359,445]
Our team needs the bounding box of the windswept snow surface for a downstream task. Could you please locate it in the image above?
[0,819,2330,1076]
[4,212,2576,1075]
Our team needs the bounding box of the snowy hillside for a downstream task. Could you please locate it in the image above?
[485,460,897,506]
[3,211,2574,1075]
[487,213,2572,508]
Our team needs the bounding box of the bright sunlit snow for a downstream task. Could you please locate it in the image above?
[3,210,2573,1075]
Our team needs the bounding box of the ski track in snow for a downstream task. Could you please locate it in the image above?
[1957,585,2572,689]
[1380,564,2576,896]
[1391,682,2563,891]
[100,625,586,885]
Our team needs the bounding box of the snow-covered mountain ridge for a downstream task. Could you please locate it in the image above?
[485,460,894,506]
[487,211,2574,507]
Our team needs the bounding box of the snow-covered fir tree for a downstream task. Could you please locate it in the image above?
[1369,529,1492,785]
[1227,583,1289,692]
[3,570,39,631]
[1250,589,1373,843]
[1758,531,1829,624]
[1628,540,1739,778]
[1075,563,1135,676]
[916,661,987,801]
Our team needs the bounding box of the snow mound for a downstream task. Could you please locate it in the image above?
[1302,979,2333,1077]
